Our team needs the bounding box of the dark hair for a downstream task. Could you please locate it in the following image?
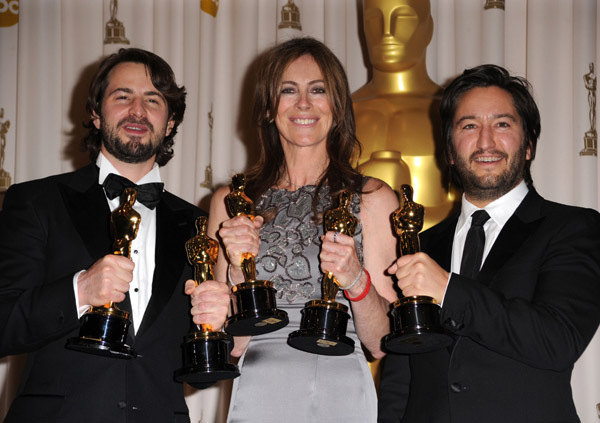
[82,48,186,166]
[245,37,363,207]
[440,64,540,187]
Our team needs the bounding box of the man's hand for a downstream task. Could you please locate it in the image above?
[185,280,231,329]
[77,254,135,306]
[387,252,449,303]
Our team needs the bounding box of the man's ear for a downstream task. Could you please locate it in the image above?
[526,140,533,160]
[447,147,455,165]
[166,118,175,136]
[91,110,101,130]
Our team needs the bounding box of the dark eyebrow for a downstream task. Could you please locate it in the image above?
[107,87,164,99]
[280,80,325,86]
[455,113,518,126]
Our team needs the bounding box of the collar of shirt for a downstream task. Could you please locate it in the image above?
[455,180,529,236]
[450,180,529,276]
[441,181,529,306]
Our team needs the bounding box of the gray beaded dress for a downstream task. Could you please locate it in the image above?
[227,185,377,423]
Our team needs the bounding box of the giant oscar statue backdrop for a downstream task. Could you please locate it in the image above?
[353,0,457,230]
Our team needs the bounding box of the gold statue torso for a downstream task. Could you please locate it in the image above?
[111,188,141,258]
[186,216,218,283]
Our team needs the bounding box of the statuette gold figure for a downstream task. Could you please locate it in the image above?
[353,0,456,229]
[175,216,240,384]
[322,191,359,301]
[581,62,597,156]
[66,188,139,358]
[223,174,288,336]
[279,0,302,31]
[288,190,358,356]
[104,0,130,45]
[384,184,452,354]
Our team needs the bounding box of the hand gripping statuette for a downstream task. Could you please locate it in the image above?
[288,190,357,356]
[384,185,452,353]
[223,174,289,336]
[175,216,240,384]
[66,188,139,358]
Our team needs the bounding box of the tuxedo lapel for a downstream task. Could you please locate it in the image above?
[60,164,112,265]
[477,189,544,286]
[136,194,196,339]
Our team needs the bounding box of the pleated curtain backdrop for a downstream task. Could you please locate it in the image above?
[0,1,598,422]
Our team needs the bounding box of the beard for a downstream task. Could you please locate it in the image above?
[101,117,163,164]
[451,142,528,203]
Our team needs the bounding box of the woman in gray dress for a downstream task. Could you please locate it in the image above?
[207,37,399,423]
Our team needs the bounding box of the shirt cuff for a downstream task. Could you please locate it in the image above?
[73,270,91,318]
[439,272,453,308]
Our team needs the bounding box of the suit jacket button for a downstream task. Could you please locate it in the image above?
[117,401,127,409]
[450,382,462,393]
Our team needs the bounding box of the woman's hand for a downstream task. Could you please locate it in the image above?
[218,215,263,284]
[319,230,363,289]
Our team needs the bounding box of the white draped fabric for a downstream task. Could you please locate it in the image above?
[0,1,598,422]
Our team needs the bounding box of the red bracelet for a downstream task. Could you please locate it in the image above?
[344,269,371,302]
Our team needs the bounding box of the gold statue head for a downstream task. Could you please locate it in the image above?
[362,0,433,72]
[392,184,424,236]
[323,190,359,236]
[226,173,255,219]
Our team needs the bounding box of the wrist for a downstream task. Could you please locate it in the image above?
[340,267,363,291]
[344,268,371,302]
[227,263,244,286]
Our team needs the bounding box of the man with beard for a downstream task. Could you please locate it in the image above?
[378,64,600,423]
[0,48,230,422]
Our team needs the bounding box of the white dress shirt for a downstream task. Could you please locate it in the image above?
[440,181,529,305]
[74,152,161,333]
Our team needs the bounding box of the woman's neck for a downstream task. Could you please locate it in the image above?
[278,150,329,190]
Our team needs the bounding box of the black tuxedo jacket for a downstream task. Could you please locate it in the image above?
[378,189,600,423]
[0,164,205,423]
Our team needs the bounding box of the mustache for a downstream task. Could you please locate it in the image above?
[469,149,508,161]
[117,116,154,132]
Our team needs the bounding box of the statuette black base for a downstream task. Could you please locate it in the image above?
[384,296,452,354]
[225,281,289,336]
[175,330,240,384]
[288,300,354,356]
[66,306,135,359]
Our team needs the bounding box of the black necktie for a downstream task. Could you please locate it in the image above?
[102,173,164,210]
[459,210,490,279]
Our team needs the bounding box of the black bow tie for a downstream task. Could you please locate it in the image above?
[102,173,164,210]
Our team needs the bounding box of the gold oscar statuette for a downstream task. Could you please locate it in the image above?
[104,0,130,45]
[581,62,597,156]
[223,173,289,336]
[66,188,139,358]
[353,0,458,230]
[384,185,452,353]
[288,190,357,356]
[278,0,302,31]
[174,216,240,384]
